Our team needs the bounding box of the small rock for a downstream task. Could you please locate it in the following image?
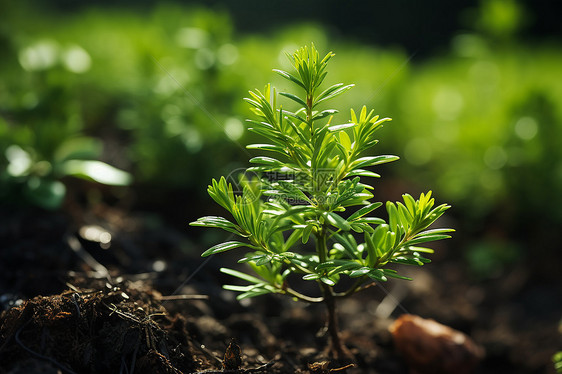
[389,314,484,374]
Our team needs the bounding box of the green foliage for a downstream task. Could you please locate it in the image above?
[392,44,562,234]
[0,4,245,198]
[554,351,562,374]
[3,3,561,267]
[191,44,453,303]
[0,136,131,210]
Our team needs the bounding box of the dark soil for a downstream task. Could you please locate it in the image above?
[1,196,560,373]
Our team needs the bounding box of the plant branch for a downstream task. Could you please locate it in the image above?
[334,275,370,298]
[283,286,324,303]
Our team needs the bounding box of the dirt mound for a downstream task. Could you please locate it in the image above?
[0,280,197,374]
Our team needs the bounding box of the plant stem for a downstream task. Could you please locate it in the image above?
[308,78,349,359]
[321,283,346,358]
[306,94,314,132]
[315,229,349,359]
[316,228,328,264]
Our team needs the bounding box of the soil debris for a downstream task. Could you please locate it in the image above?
[0,279,197,374]
[308,361,355,373]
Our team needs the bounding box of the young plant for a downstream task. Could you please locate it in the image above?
[191,44,453,358]
[1,136,132,210]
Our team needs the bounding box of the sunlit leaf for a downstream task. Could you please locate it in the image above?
[405,235,451,246]
[220,267,265,284]
[279,92,307,108]
[273,69,306,89]
[246,143,287,154]
[346,169,380,178]
[190,216,245,236]
[328,123,355,132]
[382,269,412,281]
[202,241,249,257]
[349,202,383,221]
[315,83,354,107]
[250,156,282,165]
[349,267,371,277]
[367,269,388,282]
[351,155,399,169]
[303,273,321,281]
[62,160,132,186]
[324,211,351,231]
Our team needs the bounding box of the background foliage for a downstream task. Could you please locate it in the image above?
[1,0,561,278]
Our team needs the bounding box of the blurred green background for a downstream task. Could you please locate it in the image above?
[1,0,561,278]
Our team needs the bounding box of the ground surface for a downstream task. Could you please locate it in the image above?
[0,198,560,373]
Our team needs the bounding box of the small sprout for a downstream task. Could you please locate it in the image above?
[191,44,453,358]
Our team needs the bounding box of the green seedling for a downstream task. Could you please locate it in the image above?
[191,44,453,358]
[1,136,131,210]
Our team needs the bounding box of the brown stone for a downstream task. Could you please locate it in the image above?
[389,314,484,374]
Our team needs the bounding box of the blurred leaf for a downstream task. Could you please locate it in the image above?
[54,137,102,163]
[24,178,66,210]
[367,269,388,282]
[61,160,132,186]
[320,276,336,286]
[552,351,562,373]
